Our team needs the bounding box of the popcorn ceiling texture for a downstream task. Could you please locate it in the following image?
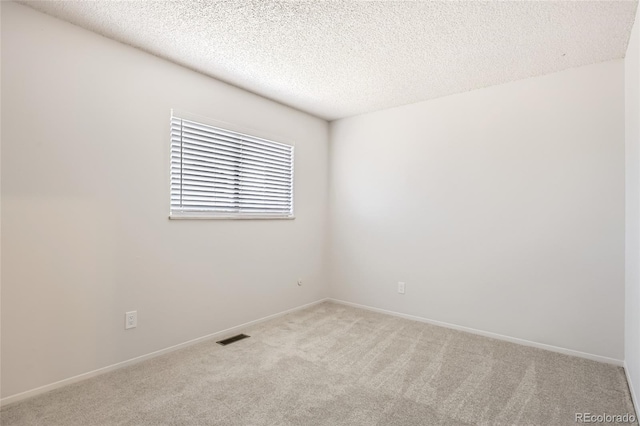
[21,0,639,121]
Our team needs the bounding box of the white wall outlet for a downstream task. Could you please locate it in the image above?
[398,282,405,294]
[125,311,137,329]
[297,279,303,286]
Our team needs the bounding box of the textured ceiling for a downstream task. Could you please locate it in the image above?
[21,1,639,121]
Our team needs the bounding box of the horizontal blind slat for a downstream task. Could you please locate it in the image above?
[180,131,292,162]
[180,151,292,176]
[180,171,292,189]
[180,164,292,185]
[177,192,291,203]
[174,198,292,207]
[180,124,291,158]
[181,145,292,173]
[175,203,292,210]
[178,204,290,211]
[177,176,292,193]
[174,189,291,202]
[173,181,290,196]
[181,119,292,153]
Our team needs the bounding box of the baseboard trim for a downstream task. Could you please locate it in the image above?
[328,298,624,367]
[624,362,639,418]
[0,297,329,407]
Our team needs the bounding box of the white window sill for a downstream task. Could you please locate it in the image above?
[169,215,295,220]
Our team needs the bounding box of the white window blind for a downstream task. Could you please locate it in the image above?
[170,114,294,219]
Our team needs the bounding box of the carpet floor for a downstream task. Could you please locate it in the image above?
[1,301,637,425]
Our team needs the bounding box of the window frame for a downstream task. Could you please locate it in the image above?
[169,110,295,220]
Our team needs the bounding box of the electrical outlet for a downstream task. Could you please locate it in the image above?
[398,282,405,294]
[125,311,137,329]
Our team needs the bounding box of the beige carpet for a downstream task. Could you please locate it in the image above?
[1,301,637,425]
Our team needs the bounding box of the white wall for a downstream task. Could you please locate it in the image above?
[625,5,640,413]
[329,60,625,361]
[1,2,329,399]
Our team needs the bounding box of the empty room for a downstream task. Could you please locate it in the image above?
[1,0,640,425]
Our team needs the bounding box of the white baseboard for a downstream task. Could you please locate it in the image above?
[328,298,624,367]
[2,297,626,408]
[625,362,639,418]
[0,298,329,408]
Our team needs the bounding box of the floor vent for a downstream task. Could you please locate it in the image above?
[217,334,250,346]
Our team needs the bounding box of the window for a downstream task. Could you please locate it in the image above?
[170,113,294,219]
